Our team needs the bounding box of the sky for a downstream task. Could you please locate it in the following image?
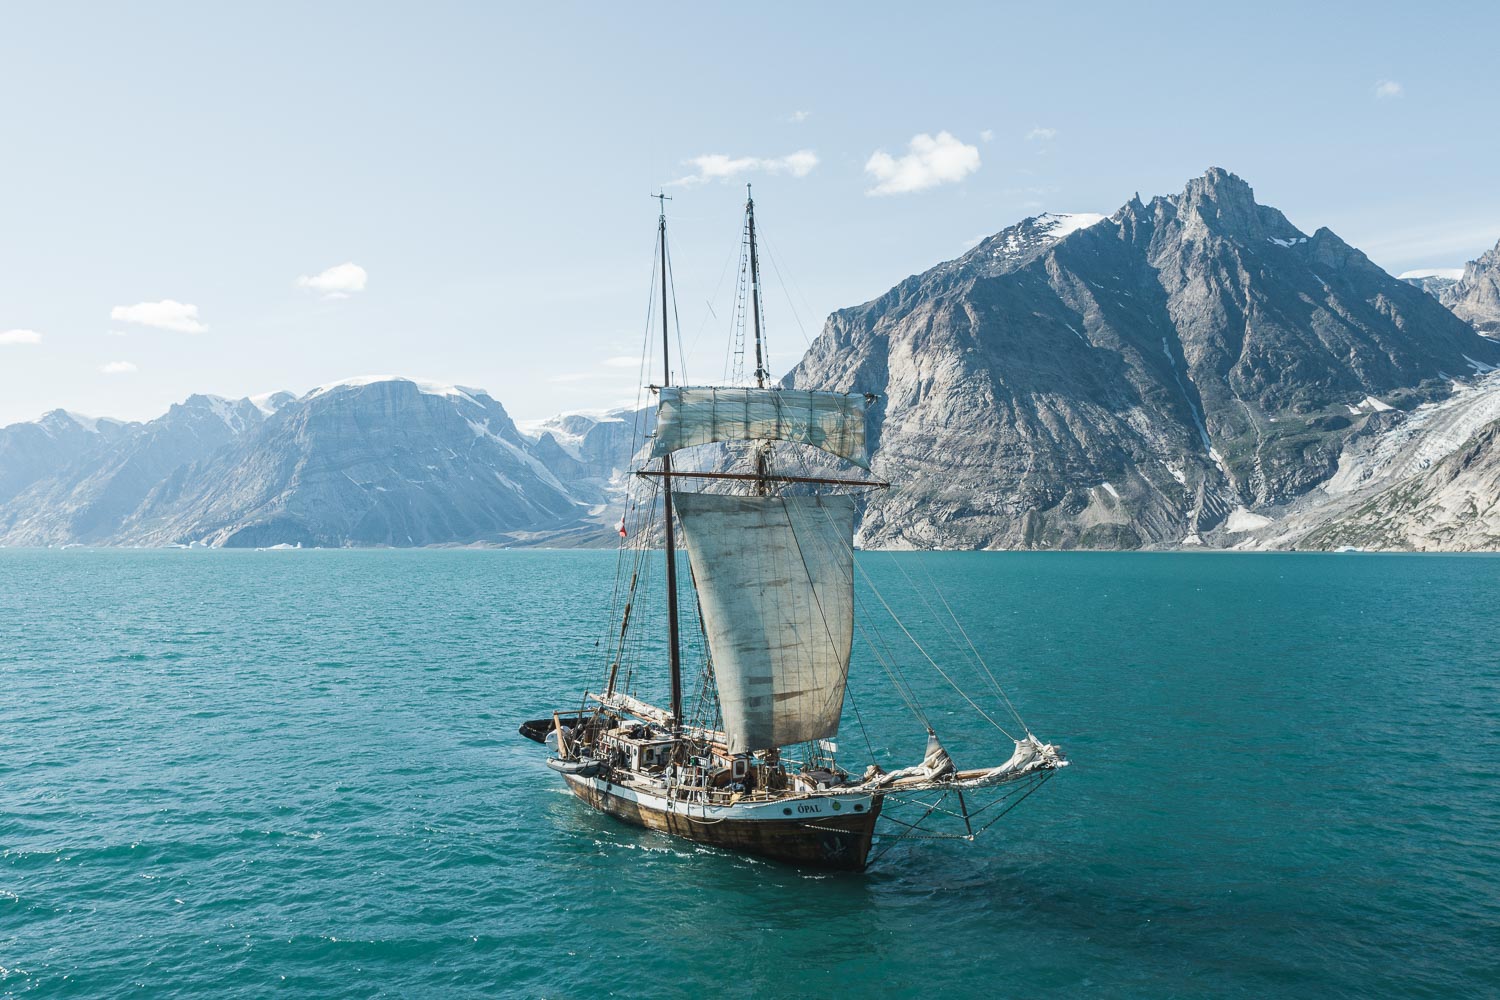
[2,1,1498,427]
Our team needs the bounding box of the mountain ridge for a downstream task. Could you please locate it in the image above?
[0,378,604,548]
[4,169,1500,551]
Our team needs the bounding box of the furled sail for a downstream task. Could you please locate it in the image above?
[651,386,871,468]
[673,492,857,753]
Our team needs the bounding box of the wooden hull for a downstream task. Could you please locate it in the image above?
[562,773,883,871]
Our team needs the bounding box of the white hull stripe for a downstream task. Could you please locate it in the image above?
[565,774,875,822]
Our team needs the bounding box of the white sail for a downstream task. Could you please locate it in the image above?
[673,492,857,753]
[651,386,872,468]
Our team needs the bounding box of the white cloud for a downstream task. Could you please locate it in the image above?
[296,262,368,298]
[1374,80,1403,99]
[864,131,981,196]
[601,355,640,369]
[100,360,138,374]
[979,129,994,143]
[1026,126,1058,141]
[789,110,811,123]
[110,299,206,333]
[0,328,42,346]
[670,150,819,186]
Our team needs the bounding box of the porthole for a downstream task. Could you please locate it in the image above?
[831,801,842,811]
[783,807,793,816]
[853,804,864,812]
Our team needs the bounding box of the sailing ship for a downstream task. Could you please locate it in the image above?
[521,189,1065,871]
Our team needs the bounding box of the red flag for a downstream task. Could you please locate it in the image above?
[615,516,627,539]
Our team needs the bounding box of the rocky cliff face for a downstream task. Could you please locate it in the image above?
[0,379,589,547]
[787,168,1500,549]
[518,408,651,498]
[1295,416,1500,551]
[1440,238,1500,335]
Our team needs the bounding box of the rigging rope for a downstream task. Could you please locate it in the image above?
[854,555,1018,741]
[889,554,1030,737]
[759,231,817,351]
[663,228,688,385]
[929,578,1031,735]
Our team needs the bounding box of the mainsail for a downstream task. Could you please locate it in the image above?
[673,492,857,753]
[651,386,872,469]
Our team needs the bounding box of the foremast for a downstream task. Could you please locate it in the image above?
[654,193,684,734]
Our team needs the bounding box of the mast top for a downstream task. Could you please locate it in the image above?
[652,190,672,220]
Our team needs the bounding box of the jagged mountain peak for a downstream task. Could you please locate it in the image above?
[1169,167,1303,244]
[34,409,124,435]
[1184,165,1255,202]
[167,394,272,437]
[1440,236,1500,335]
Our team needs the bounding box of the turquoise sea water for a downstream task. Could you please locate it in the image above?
[2,549,1498,998]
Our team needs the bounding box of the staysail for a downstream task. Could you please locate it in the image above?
[673,492,857,753]
[651,386,872,469]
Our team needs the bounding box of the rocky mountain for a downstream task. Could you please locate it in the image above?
[1214,364,1500,551]
[0,378,592,548]
[786,168,1500,549]
[1400,269,1463,298]
[1438,238,1500,335]
[1296,416,1500,551]
[0,410,133,505]
[517,408,650,502]
[0,395,281,544]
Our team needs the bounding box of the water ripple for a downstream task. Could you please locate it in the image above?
[1,549,1498,997]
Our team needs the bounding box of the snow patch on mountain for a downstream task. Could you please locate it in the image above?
[309,375,485,406]
[198,395,255,434]
[1325,369,1500,496]
[1398,268,1465,281]
[1226,507,1272,532]
[1036,212,1106,240]
[55,411,106,433]
[248,391,295,416]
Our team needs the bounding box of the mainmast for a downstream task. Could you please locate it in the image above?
[746,185,771,491]
[746,185,768,390]
[654,193,684,733]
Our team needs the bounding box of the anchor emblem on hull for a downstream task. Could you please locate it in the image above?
[820,835,850,860]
